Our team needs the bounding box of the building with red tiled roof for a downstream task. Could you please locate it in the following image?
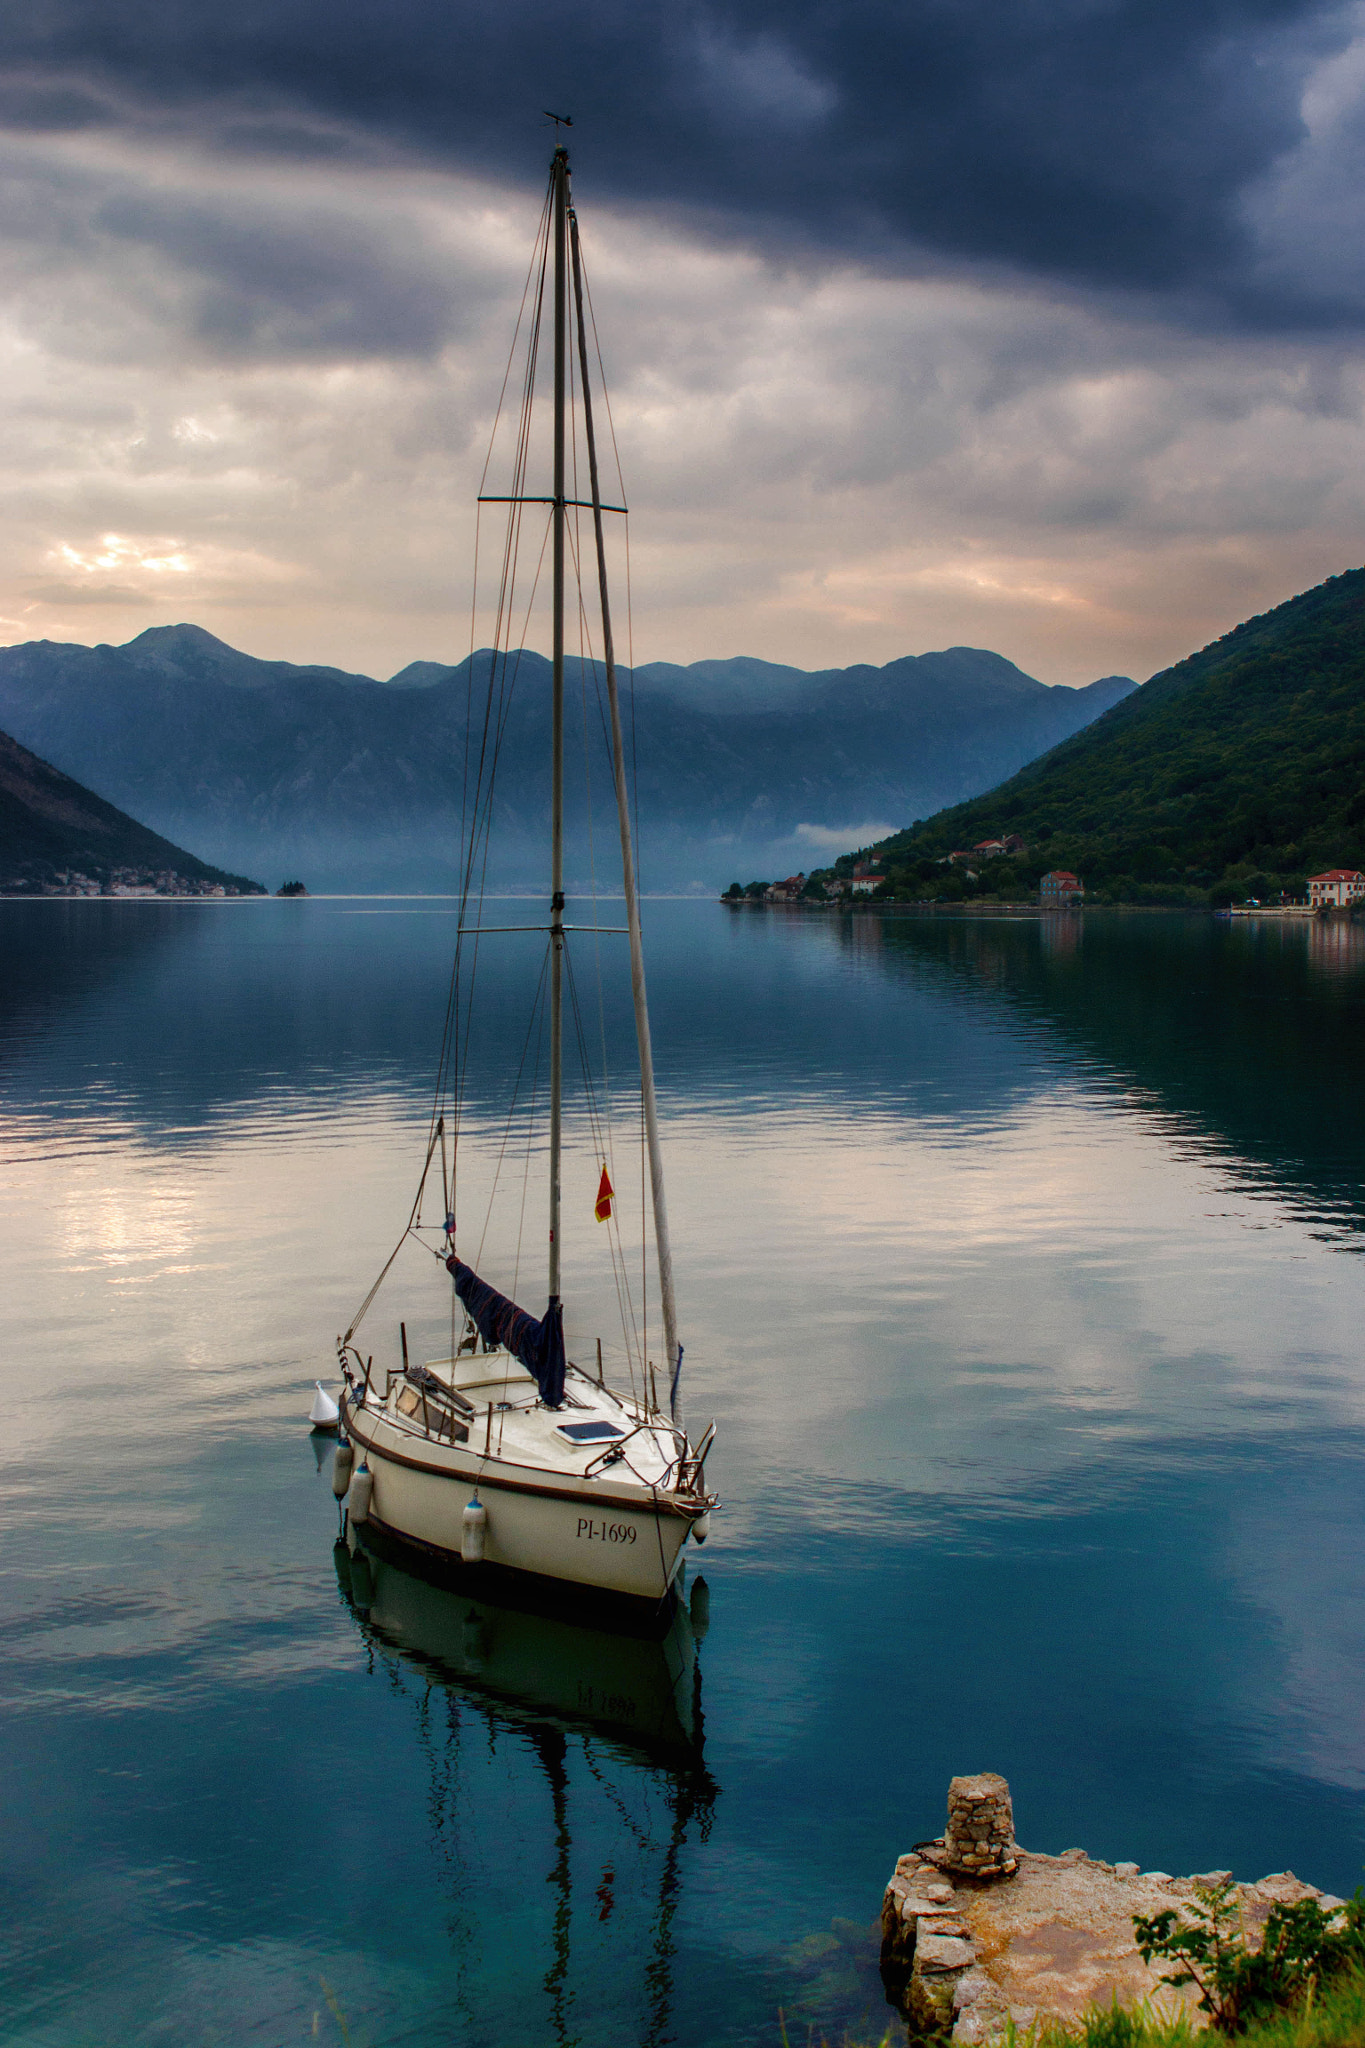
[1039,870,1083,906]
[1307,868,1365,908]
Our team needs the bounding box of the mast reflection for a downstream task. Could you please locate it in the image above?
[333,1530,717,2047]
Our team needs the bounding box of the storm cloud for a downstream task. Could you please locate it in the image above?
[1,0,1363,320]
[0,2,1364,685]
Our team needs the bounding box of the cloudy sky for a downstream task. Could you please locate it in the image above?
[3,0,1365,685]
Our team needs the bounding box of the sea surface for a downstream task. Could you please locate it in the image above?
[1,898,1363,2048]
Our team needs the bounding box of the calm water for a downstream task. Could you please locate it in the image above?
[2,899,1364,2048]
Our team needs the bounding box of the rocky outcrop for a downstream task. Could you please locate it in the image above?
[880,1779,1344,2042]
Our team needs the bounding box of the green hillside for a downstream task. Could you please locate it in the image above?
[836,567,1365,906]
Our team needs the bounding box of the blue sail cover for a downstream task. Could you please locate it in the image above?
[446,1256,566,1408]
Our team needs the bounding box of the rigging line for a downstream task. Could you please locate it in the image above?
[477,180,553,501]
[561,918,636,1356]
[342,1120,444,1343]
[569,566,628,1298]
[450,306,550,1128]
[565,491,646,1369]
[569,632,636,1362]
[452,514,554,1150]
[566,599,638,1378]
[439,182,552,1155]
[565,524,619,773]
[575,1743,655,1853]
[642,1781,692,2048]
[558,318,629,1286]
[444,189,554,1154]
[461,369,549,950]
[471,942,550,1273]
[511,954,550,1298]
[569,968,642,1387]
[575,225,651,1384]
[436,181,553,1159]
[450,496,539,1130]
[565,941,642,1372]
[458,667,544,1171]
[448,194,547,1090]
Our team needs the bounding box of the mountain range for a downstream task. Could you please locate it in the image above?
[0,626,1134,890]
[854,566,1365,905]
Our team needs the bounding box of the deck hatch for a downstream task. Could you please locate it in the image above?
[555,1420,626,1444]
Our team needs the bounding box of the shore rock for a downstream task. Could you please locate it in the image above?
[881,1786,1335,2041]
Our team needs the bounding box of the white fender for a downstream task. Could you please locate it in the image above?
[690,1509,711,1544]
[331,1440,354,1499]
[461,1496,487,1564]
[349,1465,374,1524]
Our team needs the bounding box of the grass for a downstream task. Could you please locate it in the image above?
[1007,1971,1365,2048]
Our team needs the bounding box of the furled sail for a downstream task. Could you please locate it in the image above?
[446,1255,566,1408]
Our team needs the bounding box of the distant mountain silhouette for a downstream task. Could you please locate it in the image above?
[0,625,1133,889]
[0,724,264,894]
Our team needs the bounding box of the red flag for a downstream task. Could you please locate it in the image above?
[594,1165,614,1223]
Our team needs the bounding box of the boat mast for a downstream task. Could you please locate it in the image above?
[569,208,683,1423]
[548,143,567,1312]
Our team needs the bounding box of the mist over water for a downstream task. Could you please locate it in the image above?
[2,899,1363,2047]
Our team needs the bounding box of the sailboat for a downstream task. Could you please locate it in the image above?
[330,138,718,1604]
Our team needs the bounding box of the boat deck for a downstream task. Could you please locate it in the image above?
[355,1349,687,1494]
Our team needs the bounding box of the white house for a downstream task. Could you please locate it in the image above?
[1307,868,1365,908]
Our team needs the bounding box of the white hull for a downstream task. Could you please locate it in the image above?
[342,1356,710,1602]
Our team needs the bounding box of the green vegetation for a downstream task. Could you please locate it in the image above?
[988,1886,1362,2048]
[816,567,1365,907]
[1134,1882,1364,2035]
[833,1978,1365,2048]
[1020,1971,1365,2048]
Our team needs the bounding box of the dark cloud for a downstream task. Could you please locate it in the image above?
[0,143,480,361]
[92,187,462,358]
[0,0,1354,320]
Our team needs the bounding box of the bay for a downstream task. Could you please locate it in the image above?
[1,898,1363,2048]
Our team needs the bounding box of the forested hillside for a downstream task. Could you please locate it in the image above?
[838,568,1365,906]
[0,728,262,894]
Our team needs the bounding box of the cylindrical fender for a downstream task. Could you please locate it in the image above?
[349,1464,374,1524]
[461,1496,487,1564]
[331,1440,355,1499]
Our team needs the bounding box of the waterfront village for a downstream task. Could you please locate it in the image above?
[15,867,261,898]
[724,845,1365,912]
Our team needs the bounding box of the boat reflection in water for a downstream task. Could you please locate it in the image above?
[333,1526,718,2044]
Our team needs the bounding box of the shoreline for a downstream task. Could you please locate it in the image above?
[721,899,1331,920]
